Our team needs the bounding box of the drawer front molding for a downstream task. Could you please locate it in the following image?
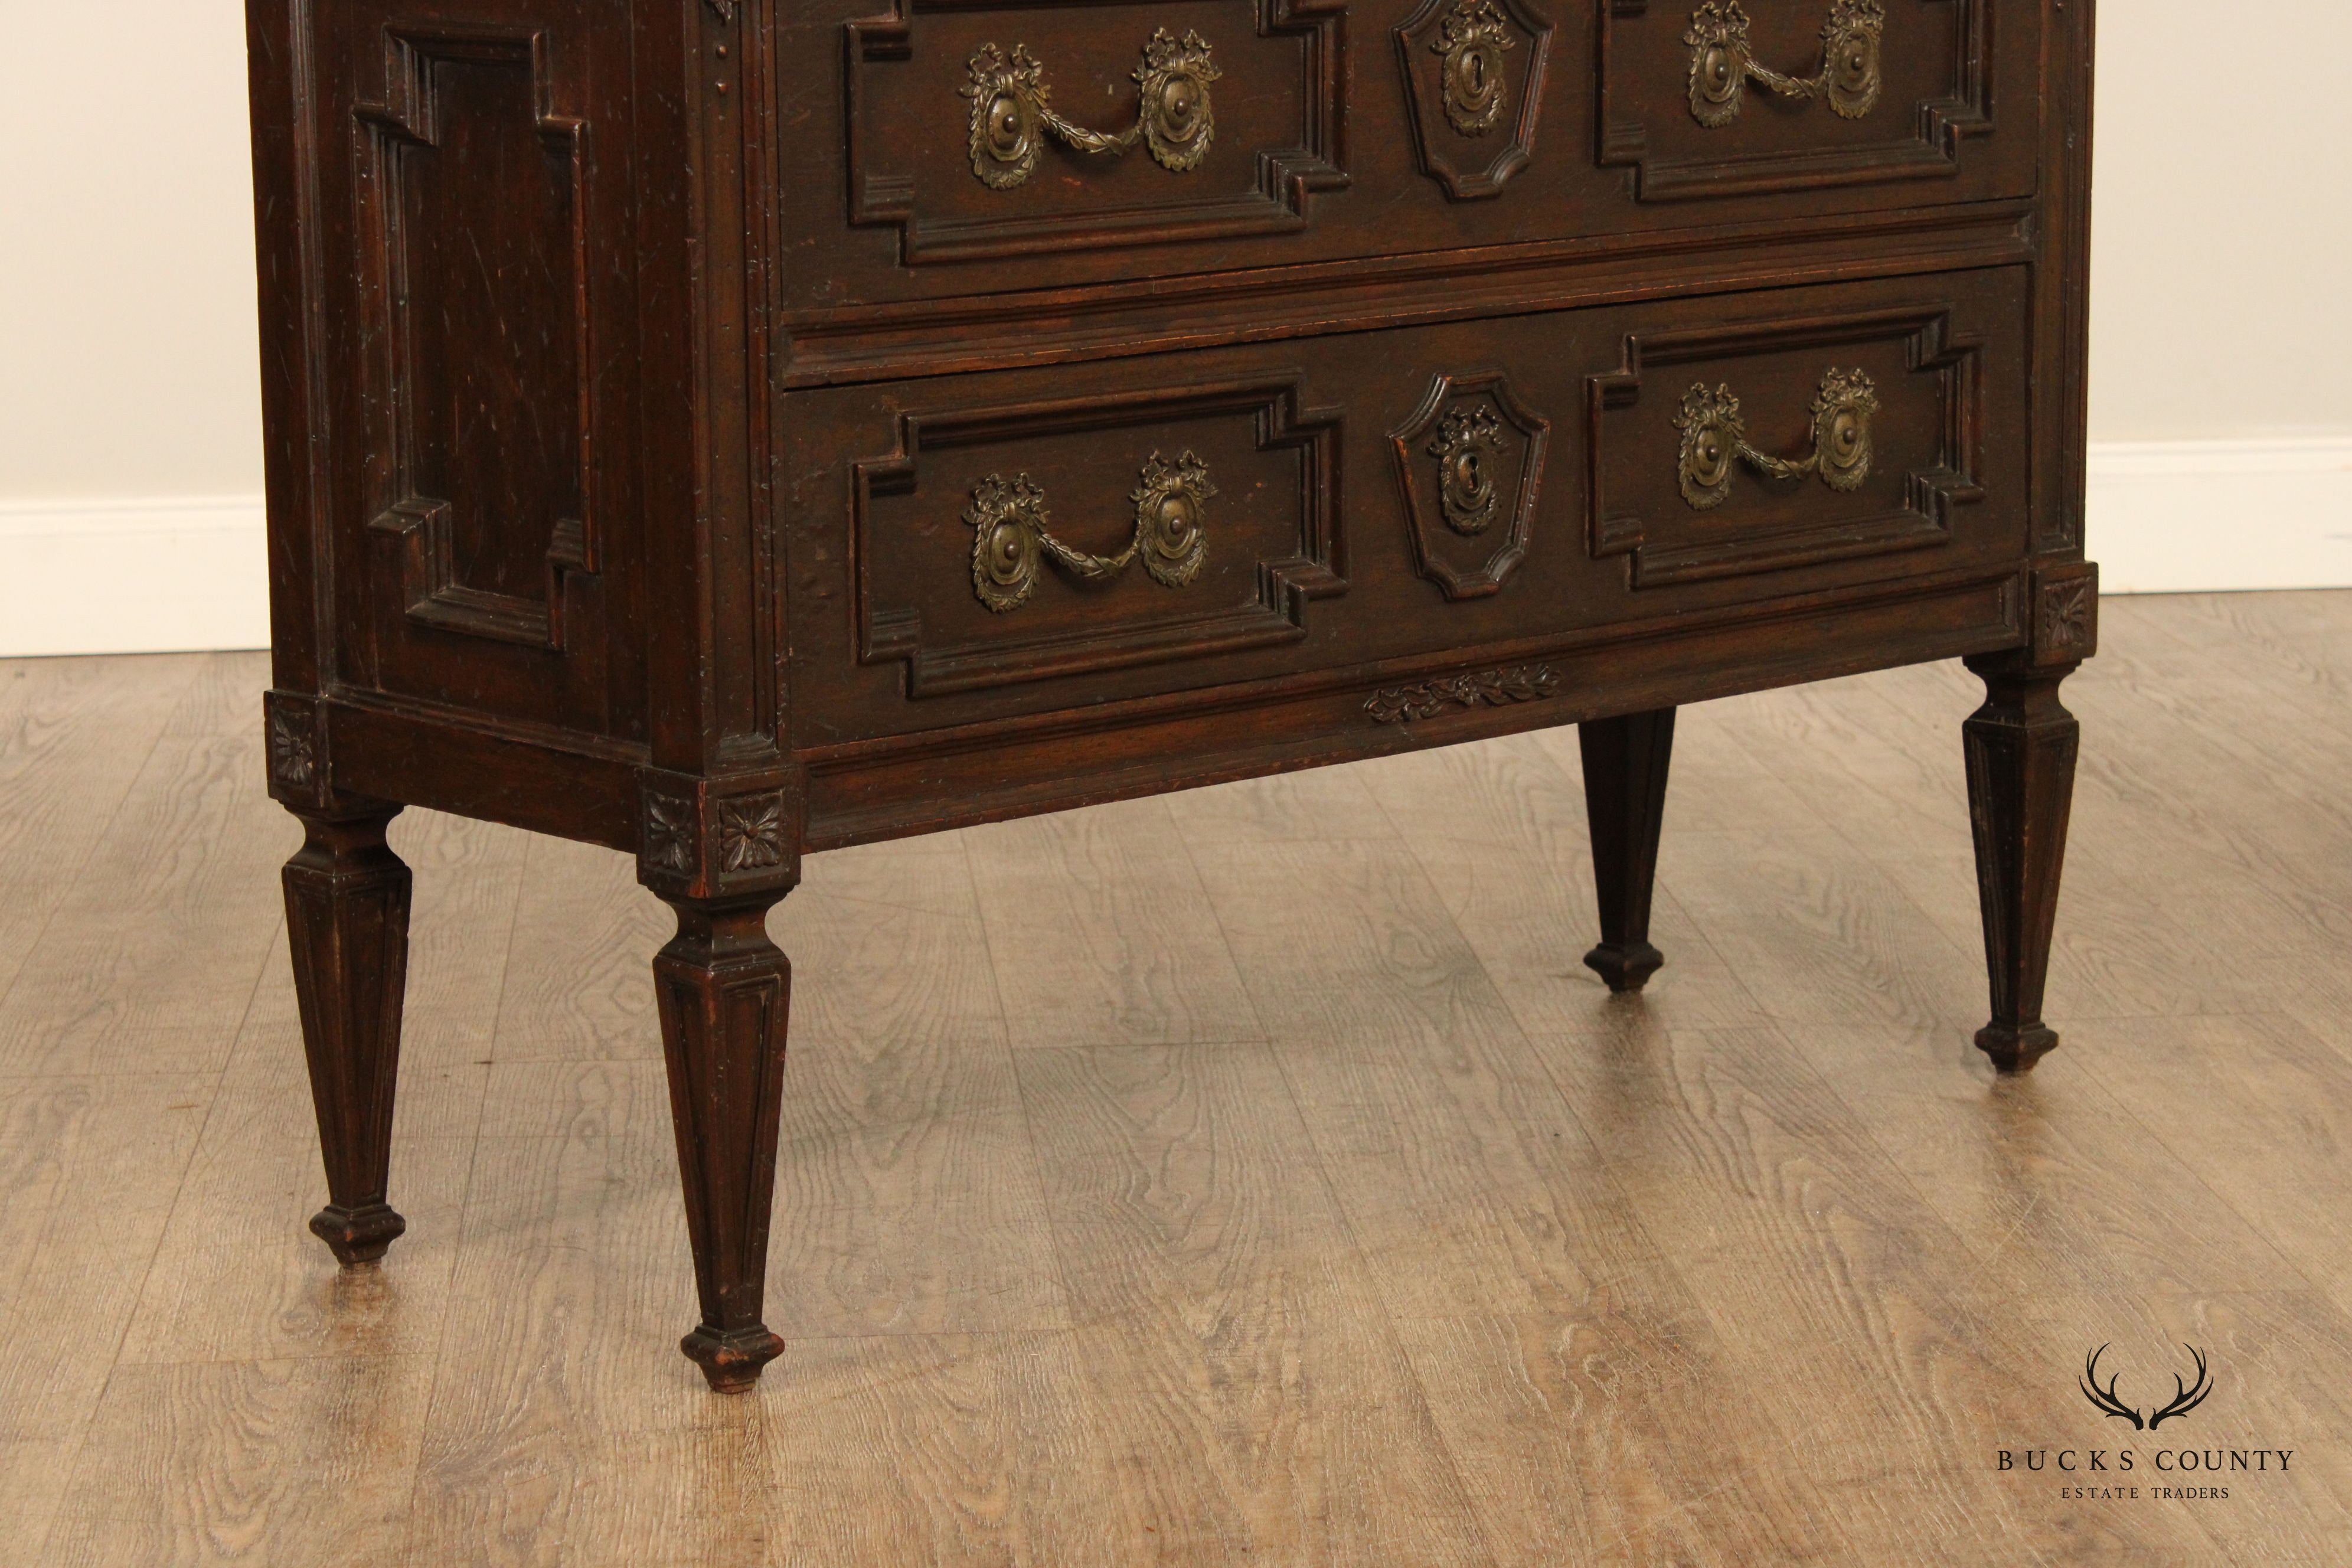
[1387,370,1551,599]
[854,377,1344,696]
[847,0,1347,263]
[1589,303,1986,587]
[1394,0,1554,198]
[1600,0,1990,201]
[355,28,601,653]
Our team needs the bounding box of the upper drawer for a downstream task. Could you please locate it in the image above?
[782,0,2039,309]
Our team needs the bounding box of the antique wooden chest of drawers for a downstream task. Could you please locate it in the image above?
[246,0,2098,1387]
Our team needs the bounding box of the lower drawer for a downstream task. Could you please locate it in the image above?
[782,266,2031,749]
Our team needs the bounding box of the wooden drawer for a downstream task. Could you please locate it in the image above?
[786,0,2037,313]
[784,265,2031,748]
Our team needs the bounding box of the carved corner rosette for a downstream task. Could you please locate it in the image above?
[963,28,1219,190]
[636,768,805,900]
[264,691,334,809]
[1366,664,1561,725]
[2030,562,2099,667]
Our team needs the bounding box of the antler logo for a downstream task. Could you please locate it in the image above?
[2079,1343,2213,1430]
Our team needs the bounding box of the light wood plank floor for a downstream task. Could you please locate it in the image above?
[4,592,2351,1566]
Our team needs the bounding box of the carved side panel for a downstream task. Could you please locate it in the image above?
[1394,0,1553,198]
[1588,303,1987,588]
[1598,0,1992,201]
[853,378,1344,696]
[1387,371,1549,599]
[355,31,598,651]
[845,0,1347,263]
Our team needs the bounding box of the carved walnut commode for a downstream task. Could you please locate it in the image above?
[245,0,2098,1388]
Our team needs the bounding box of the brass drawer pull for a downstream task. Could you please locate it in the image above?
[1685,0,1884,128]
[963,31,1220,190]
[967,452,1215,612]
[1675,370,1878,511]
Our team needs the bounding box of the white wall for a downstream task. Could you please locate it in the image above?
[2,2,2346,655]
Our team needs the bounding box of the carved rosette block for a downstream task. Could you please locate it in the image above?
[2030,562,2099,667]
[636,768,805,902]
[1395,0,1553,198]
[1366,664,1560,724]
[1389,371,1550,599]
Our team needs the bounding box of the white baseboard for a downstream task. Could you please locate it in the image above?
[2088,437,2352,593]
[1,443,2346,656]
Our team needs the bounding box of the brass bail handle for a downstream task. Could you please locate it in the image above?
[964,30,1221,190]
[967,452,1216,612]
[1674,370,1879,511]
[1685,0,1885,128]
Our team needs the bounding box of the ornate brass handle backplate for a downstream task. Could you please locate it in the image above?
[963,30,1220,190]
[1685,0,1884,127]
[968,452,1215,612]
[1674,370,1878,510]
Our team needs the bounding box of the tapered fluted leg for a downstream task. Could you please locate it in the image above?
[1579,707,1677,992]
[1963,656,2081,1072]
[282,801,413,1265]
[653,893,792,1392]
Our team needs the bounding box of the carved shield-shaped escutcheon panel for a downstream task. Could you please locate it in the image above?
[1389,371,1550,599]
[1394,0,1554,199]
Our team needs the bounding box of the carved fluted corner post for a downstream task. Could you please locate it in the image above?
[1579,707,1677,992]
[638,767,803,1391]
[269,692,414,1266]
[1962,655,2081,1072]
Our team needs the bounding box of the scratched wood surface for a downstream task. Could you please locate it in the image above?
[6,592,2352,1566]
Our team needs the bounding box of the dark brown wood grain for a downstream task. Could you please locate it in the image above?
[246,0,2099,1381]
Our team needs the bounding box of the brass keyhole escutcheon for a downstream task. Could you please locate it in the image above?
[1432,0,1516,136]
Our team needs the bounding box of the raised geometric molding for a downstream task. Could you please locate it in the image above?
[355,30,598,651]
[1587,303,1985,587]
[1387,370,1550,599]
[852,377,1345,697]
[1394,0,1554,200]
[845,0,1348,264]
[1598,0,1989,202]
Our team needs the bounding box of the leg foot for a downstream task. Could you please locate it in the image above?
[1962,656,2081,1073]
[309,1201,408,1266]
[282,802,412,1266]
[1583,940,1666,994]
[1580,708,1676,994]
[653,893,793,1391]
[681,1324,787,1393]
